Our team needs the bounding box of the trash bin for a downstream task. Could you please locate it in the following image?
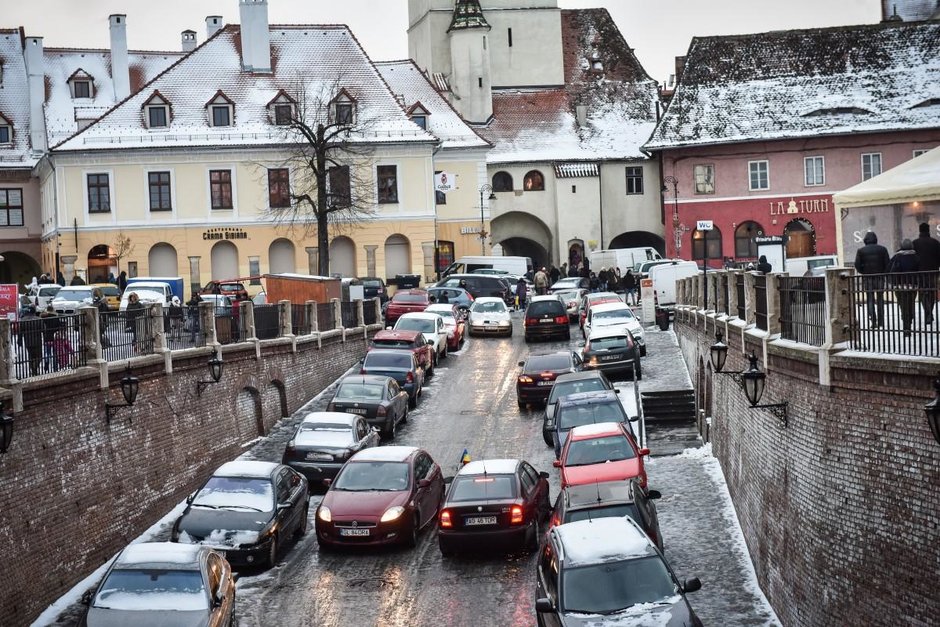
[655,308,670,331]
[395,274,422,289]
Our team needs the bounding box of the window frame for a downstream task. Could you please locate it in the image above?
[411,114,427,130]
[147,105,168,129]
[147,171,173,212]
[0,125,10,145]
[328,165,351,208]
[523,170,545,192]
[267,168,291,209]
[434,170,446,205]
[334,102,354,126]
[748,160,769,191]
[803,156,825,187]
[0,188,25,227]
[377,165,399,204]
[693,164,715,195]
[861,152,882,181]
[692,226,722,261]
[273,103,293,126]
[211,104,232,128]
[86,173,112,214]
[734,221,763,258]
[625,166,644,195]
[209,169,234,210]
[73,80,91,99]
[492,171,514,192]
[913,149,929,158]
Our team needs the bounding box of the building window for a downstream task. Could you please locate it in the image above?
[434,170,446,205]
[804,156,825,186]
[211,105,231,127]
[692,227,722,261]
[492,171,513,192]
[329,165,351,208]
[693,164,715,195]
[748,160,769,190]
[209,170,233,209]
[436,240,455,275]
[625,166,644,194]
[523,170,544,191]
[734,221,763,258]
[0,125,10,144]
[377,165,398,203]
[913,149,929,158]
[73,80,91,98]
[274,104,293,126]
[268,168,291,208]
[411,114,427,129]
[861,153,882,180]
[87,173,111,213]
[148,106,168,128]
[148,171,172,211]
[508,28,513,47]
[0,189,24,226]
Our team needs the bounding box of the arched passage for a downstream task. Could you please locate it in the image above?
[384,234,411,278]
[236,386,264,437]
[210,240,239,280]
[148,243,178,277]
[87,244,116,283]
[269,238,296,274]
[330,236,356,277]
[491,211,553,268]
[0,251,41,286]
[262,380,288,432]
[608,231,666,256]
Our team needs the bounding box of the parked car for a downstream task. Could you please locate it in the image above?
[541,371,615,446]
[79,543,235,627]
[536,517,702,626]
[171,461,309,569]
[427,286,474,313]
[549,479,663,550]
[517,350,582,409]
[369,329,434,376]
[360,349,424,408]
[326,375,409,439]
[316,446,445,549]
[425,303,466,351]
[393,311,448,364]
[89,283,122,309]
[582,301,645,355]
[435,273,511,305]
[552,390,637,458]
[28,284,61,310]
[200,280,249,302]
[582,327,642,380]
[553,288,586,321]
[548,277,589,293]
[438,459,551,555]
[282,411,382,485]
[51,286,98,314]
[359,277,389,303]
[466,296,512,337]
[524,295,571,342]
[555,421,649,489]
[384,289,431,326]
[578,291,621,331]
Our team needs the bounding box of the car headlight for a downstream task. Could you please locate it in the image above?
[380,506,405,522]
[318,506,332,522]
[587,356,599,366]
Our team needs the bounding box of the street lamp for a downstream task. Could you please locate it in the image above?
[707,333,787,427]
[106,366,140,423]
[923,375,940,446]
[479,183,496,255]
[196,353,225,396]
[662,176,680,256]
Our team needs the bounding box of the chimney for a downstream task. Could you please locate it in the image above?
[23,36,47,152]
[109,14,130,100]
[206,15,223,38]
[575,104,588,127]
[181,30,197,52]
[238,0,272,73]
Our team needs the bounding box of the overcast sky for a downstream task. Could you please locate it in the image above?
[5,1,881,83]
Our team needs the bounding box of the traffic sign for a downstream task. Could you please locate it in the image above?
[696,220,713,231]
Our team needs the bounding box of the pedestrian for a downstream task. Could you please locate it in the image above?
[186,293,202,342]
[579,263,590,280]
[889,239,919,337]
[38,273,52,285]
[589,272,599,292]
[26,276,38,292]
[516,276,528,310]
[92,288,112,348]
[118,270,128,291]
[549,265,560,285]
[599,267,608,292]
[534,267,549,295]
[854,231,890,328]
[52,329,74,369]
[39,305,61,372]
[70,274,86,286]
[913,222,940,325]
[756,255,772,274]
[126,292,145,352]
[108,271,117,284]
[17,306,43,377]
[568,264,579,278]
[560,262,568,279]
[613,267,622,293]
[55,271,65,286]
[623,269,638,306]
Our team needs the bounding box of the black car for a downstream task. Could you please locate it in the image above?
[553,390,636,458]
[438,459,551,555]
[549,479,663,550]
[327,374,410,439]
[171,461,309,569]
[536,517,702,626]
[435,273,511,305]
[524,296,571,342]
[517,351,582,409]
[282,412,382,485]
[360,277,388,303]
[582,327,642,380]
[360,349,425,408]
[541,371,615,446]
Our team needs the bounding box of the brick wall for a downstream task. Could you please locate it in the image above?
[676,316,940,626]
[0,331,371,626]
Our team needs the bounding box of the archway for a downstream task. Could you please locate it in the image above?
[0,251,41,287]
[491,211,553,266]
[87,244,116,283]
[330,236,356,277]
[236,386,264,437]
[148,243,178,277]
[210,240,239,279]
[269,238,296,274]
[500,238,550,270]
[384,234,411,278]
[608,231,666,256]
[568,240,585,271]
[734,221,763,259]
[785,219,816,258]
[262,380,288,432]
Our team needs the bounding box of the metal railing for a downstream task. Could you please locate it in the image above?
[340,302,358,328]
[101,310,155,361]
[254,304,280,340]
[214,307,240,345]
[12,312,87,380]
[363,302,377,326]
[291,304,307,335]
[735,274,746,320]
[722,274,731,315]
[164,305,206,349]
[754,274,768,331]
[847,271,940,356]
[779,276,826,346]
[317,303,336,331]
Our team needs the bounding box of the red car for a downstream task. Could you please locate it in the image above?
[315,446,445,549]
[424,303,466,352]
[554,422,649,489]
[579,292,621,332]
[369,329,435,376]
[384,289,431,326]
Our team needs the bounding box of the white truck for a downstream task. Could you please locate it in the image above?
[649,261,700,328]
[442,255,532,278]
[589,247,662,272]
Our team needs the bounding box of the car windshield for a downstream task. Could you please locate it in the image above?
[450,475,516,501]
[566,503,641,525]
[36,286,61,296]
[220,283,244,292]
[432,310,455,320]
[548,379,608,404]
[594,310,635,323]
[94,569,207,611]
[562,556,677,615]
[364,353,412,369]
[335,383,385,400]
[565,435,635,466]
[527,301,563,316]
[333,461,410,491]
[372,339,414,349]
[558,403,625,429]
[296,424,355,448]
[471,301,506,314]
[192,476,273,512]
[393,293,426,303]
[55,289,91,300]
[589,336,630,350]
[556,290,580,301]
[526,354,571,371]
[99,286,121,296]
[396,318,435,333]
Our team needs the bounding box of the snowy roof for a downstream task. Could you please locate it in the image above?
[645,21,940,150]
[478,9,658,164]
[54,25,438,152]
[375,60,490,150]
[460,459,518,475]
[833,146,940,208]
[0,30,37,168]
[214,460,278,478]
[43,47,182,147]
[570,421,623,438]
[555,517,654,566]
[351,445,418,462]
[300,411,357,426]
[115,542,202,568]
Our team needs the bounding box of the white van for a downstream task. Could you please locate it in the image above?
[442,255,532,278]
[119,282,172,311]
[589,248,662,272]
[649,261,700,308]
[784,255,839,277]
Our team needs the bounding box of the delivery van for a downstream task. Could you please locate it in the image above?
[649,261,700,308]
[442,256,532,278]
[589,247,662,272]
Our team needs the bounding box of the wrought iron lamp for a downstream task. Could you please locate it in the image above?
[106,367,140,423]
[196,354,224,396]
[923,375,940,446]
[478,184,496,255]
[709,330,729,373]
[0,402,13,454]
[740,352,788,427]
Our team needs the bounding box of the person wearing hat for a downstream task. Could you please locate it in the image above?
[889,239,919,337]
[534,267,549,295]
[913,222,940,325]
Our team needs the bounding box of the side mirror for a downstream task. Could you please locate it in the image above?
[535,597,554,613]
[539,471,550,479]
[615,389,622,394]
[418,478,432,488]
[277,502,291,511]
[647,489,662,500]
[683,577,702,593]
[552,460,562,468]
[186,491,197,504]
[427,339,435,345]
[518,360,525,367]
[322,478,333,487]
[80,590,94,606]
[385,326,392,330]
[443,475,455,485]
[630,416,639,422]
[639,447,650,457]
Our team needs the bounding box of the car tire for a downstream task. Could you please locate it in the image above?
[542,430,553,447]
[405,515,420,547]
[635,364,643,380]
[384,416,396,440]
[441,344,448,360]
[439,538,455,557]
[266,535,279,568]
[409,393,417,409]
[317,539,335,553]
[294,505,309,538]
[525,519,539,552]
[427,356,434,377]
[641,346,647,357]
[518,400,526,410]
[401,406,409,423]
[564,330,571,341]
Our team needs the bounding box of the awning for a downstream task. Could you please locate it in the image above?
[832,146,940,209]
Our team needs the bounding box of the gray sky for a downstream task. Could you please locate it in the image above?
[5,1,881,84]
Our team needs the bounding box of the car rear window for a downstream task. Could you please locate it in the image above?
[526,353,571,371]
[594,309,634,323]
[589,336,630,350]
[449,474,516,502]
[372,339,414,349]
[471,301,506,313]
[549,379,608,403]
[296,424,355,447]
[396,318,435,333]
[565,435,635,466]
[393,293,427,303]
[364,352,412,368]
[558,402,625,429]
[220,283,244,291]
[527,301,564,316]
[363,280,383,287]
[566,503,640,525]
[335,383,385,400]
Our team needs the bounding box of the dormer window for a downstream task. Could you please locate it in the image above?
[68,69,95,99]
[266,90,296,126]
[0,113,12,145]
[406,102,430,130]
[142,91,171,129]
[330,88,357,126]
[206,91,235,128]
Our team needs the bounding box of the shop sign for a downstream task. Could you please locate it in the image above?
[203,227,249,241]
[769,198,830,216]
[696,220,713,231]
[0,284,18,321]
[434,171,456,194]
[460,226,483,235]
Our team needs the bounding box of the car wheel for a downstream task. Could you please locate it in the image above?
[401,406,409,423]
[439,538,455,556]
[525,518,539,552]
[507,328,513,337]
[317,538,335,553]
[564,330,571,341]
[294,505,309,538]
[405,514,420,547]
[266,534,279,568]
[441,344,448,360]
[635,364,643,380]
[641,346,647,357]
[409,393,417,409]
[427,357,434,377]
[518,400,526,410]
[542,430,553,447]
[384,416,396,440]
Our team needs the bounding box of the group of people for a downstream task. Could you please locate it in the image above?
[518,262,640,308]
[27,270,129,290]
[854,222,940,336]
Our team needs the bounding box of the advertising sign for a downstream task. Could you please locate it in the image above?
[0,284,19,321]
[434,171,456,194]
[640,278,656,325]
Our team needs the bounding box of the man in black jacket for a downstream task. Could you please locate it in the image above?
[854,231,890,328]
[913,222,940,325]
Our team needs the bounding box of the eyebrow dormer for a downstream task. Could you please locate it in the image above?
[68,69,95,99]
[142,90,172,129]
[206,90,235,127]
[329,88,357,126]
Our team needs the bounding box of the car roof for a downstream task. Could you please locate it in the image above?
[300,411,358,426]
[351,445,418,462]
[473,297,505,303]
[115,542,203,570]
[558,390,620,406]
[339,374,394,386]
[587,292,620,302]
[564,480,638,509]
[365,349,414,358]
[554,517,655,566]
[374,330,422,341]
[394,289,428,296]
[554,371,610,384]
[424,304,456,312]
[399,312,440,320]
[591,302,632,314]
[459,459,519,476]
[530,295,561,302]
[570,421,624,439]
[587,327,634,341]
[214,460,279,478]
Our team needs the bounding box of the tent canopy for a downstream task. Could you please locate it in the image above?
[833,146,940,209]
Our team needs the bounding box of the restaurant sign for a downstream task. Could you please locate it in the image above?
[769,198,830,216]
[203,228,249,241]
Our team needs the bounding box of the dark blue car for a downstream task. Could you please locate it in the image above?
[360,349,425,408]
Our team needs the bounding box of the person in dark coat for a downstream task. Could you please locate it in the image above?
[118,270,128,291]
[92,288,111,348]
[756,255,772,274]
[623,269,638,306]
[516,276,528,310]
[70,274,86,286]
[913,222,940,325]
[39,305,61,372]
[17,307,43,377]
[889,239,920,337]
[854,231,890,328]
[549,265,560,285]
[126,292,145,352]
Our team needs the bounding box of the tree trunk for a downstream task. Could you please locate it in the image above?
[316,125,330,276]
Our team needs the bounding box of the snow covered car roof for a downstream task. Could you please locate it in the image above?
[554,517,655,566]
[214,460,279,478]
[351,446,418,462]
[570,421,624,439]
[590,302,635,316]
[299,411,358,426]
[459,459,519,476]
[114,542,203,569]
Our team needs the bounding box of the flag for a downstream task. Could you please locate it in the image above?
[459,448,471,466]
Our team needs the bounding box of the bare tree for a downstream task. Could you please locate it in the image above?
[112,231,135,274]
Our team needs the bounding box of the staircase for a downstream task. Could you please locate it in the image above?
[641,389,696,423]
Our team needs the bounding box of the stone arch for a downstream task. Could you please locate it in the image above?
[0,251,41,286]
[148,242,178,277]
[490,211,553,267]
[384,234,411,278]
[330,236,356,277]
[269,238,296,274]
[734,221,764,259]
[210,240,239,280]
[608,231,666,257]
[236,386,264,437]
[87,243,116,283]
[262,379,288,432]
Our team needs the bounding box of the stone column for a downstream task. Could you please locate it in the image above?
[278,300,293,337]
[765,273,783,336]
[364,245,378,278]
[421,241,436,284]
[306,300,318,333]
[149,303,166,353]
[305,247,319,275]
[819,267,853,387]
[61,254,78,284]
[355,299,364,327]
[729,271,742,319]
[332,298,342,330]
[0,318,10,383]
[199,301,217,346]
[372,297,382,325]
[240,300,256,340]
[744,271,757,327]
[187,256,201,300]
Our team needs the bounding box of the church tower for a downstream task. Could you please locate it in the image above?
[447,0,493,124]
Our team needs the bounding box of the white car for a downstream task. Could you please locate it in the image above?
[466,296,512,337]
[424,303,464,350]
[554,288,587,320]
[393,312,448,362]
[51,286,97,314]
[583,301,646,356]
[29,284,62,310]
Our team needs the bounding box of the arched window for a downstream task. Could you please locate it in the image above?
[692,227,722,261]
[384,234,411,278]
[210,240,239,279]
[329,237,356,277]
[734,221,763,258]
[523,170,545,191]
[268,238,296,274]
[148,243,178,277]
[785,219,816,258]
[492,171,513,192]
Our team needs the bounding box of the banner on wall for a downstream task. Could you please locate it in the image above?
[434,171,456,194]
[0,284,19,321]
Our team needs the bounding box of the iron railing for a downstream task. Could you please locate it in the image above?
[101,309,155,361]
[254,304,280,340]
[317,303,336,331]
[754,274,768,331]
[779,276,826,346]
[340,301,358,328]
[847,270,940,356]
[735,274,746,320]
[291,304,307,335]
[214,306,240,345]
[12,312,87,379]
[363,302,377,326]
[164,304,207,349]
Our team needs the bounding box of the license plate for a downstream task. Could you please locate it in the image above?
[466,516,497,526]
[307,452,333,461]
[346,408,367,415]
[537,381,554,386]
[540,318,552,323]
[601,354,621,361]
[484,320,492,324]
[339,528,371,537]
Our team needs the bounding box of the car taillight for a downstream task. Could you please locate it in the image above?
[550,513,561,528]
[406,371,414,383]
[541,372,556,380]
[555,315,567,324]
[510,505,524,525]
[519,375,534,384]
[525,318,538,326]
[377,405,387,416]
[440,510,453,528]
